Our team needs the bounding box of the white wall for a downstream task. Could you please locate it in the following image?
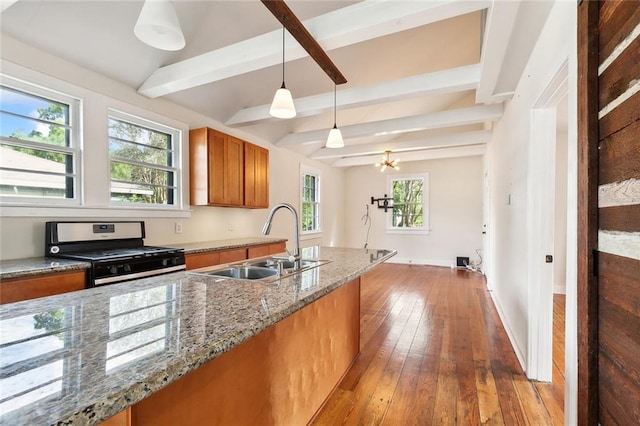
[486,1,576,422]
[0,36,346,260]
[344,156,483,266]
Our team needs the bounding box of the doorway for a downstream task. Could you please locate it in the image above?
[526,61,570,391]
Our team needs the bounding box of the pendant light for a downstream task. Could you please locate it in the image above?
[325,83,344,148]
[134,0,185,51]
[375,150,400,172]
[270,23,296,119]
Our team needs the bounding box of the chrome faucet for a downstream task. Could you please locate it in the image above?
[261,203,301,270]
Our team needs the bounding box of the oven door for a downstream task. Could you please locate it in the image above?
[91,256,185,287]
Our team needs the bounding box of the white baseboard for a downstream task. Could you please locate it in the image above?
[386,257,452,268]
[488,290,527,373]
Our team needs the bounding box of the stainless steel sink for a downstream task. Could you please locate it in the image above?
[188,257,331,282]
[248,258,330,273]
[249,259,312,269]
[189,265,279,281]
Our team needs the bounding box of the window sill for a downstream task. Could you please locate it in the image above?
[300,231,323,241]
[0,205,193,218]
[386,228,431,236]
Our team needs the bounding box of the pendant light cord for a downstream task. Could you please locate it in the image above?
[281,23,285,85]
[333,83,337,127]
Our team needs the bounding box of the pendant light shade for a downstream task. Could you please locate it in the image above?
[326,125,344,148]
[134,0,185,51]
[270,23,296,119]
[270,83,296,119]
[325,83,344,148]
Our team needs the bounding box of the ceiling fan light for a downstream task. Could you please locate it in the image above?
[269,85,297,119]
[134,0,185,51]
[326,125,344,148]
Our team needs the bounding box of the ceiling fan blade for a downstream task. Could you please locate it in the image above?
[261,0,347,85]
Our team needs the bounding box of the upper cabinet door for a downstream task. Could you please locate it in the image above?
[224,135,245,206]
[189,127,268,208]
[244,143,269,208]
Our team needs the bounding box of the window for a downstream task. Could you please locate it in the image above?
[0,79,80,204]
[301,170,320,233]
[108,110,180,207]
[388,174,429,234]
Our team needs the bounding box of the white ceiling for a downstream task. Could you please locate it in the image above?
[0,0,555,167]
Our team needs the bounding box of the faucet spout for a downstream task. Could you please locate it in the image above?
[261,203,301,270]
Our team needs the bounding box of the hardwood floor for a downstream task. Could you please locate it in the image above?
[311,264,564,425]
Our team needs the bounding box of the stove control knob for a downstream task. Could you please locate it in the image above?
[162,258,170,267]
[109,266,118,275]
[123,264,132,272]
[171,257,181,265]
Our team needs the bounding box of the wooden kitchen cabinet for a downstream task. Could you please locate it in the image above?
[185,242,287,270]
[0,270,86,304]
[184,251,221,270]
[247,241,286,258]
[189,127,269,208]
[243,142,269,208]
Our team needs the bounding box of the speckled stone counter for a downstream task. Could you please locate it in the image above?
[0,257,90,280]
[0,246,395,425]
[169,236,287,254]
[0,237,286,281]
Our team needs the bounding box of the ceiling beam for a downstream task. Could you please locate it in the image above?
[475,0,520,103]
[276,103,503,147]
[260,0,346,85]
[226,64,480,127]
[0,0,19,13]
[330,144,487,167]
[137,0,490,98]
[310,130,491,160]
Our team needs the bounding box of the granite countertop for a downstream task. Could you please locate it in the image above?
[0,258,91,280]
[0,237,287,281]
[170,236,287,254]
[0,246,396,425]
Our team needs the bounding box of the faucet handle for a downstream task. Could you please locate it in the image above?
[285,248,296,263]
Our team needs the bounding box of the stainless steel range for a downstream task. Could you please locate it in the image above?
[45,221,185,287]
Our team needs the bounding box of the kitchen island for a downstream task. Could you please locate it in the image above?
[0,246,395,425]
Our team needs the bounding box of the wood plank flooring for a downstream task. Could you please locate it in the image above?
[311,264,564,425]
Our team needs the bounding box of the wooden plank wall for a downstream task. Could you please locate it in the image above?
[596,1,640,424]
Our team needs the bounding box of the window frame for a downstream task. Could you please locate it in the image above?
[386,173,430,235]
[300,168,321,235]
[0,66,191,218]
[0,75,82,207]
[107,109,182,210]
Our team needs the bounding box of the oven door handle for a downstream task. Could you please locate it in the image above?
[93,265,185,286]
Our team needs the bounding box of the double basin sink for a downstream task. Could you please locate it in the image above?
[188,256,330,282]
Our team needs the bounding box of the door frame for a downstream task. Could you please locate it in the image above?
[526,62,569,382]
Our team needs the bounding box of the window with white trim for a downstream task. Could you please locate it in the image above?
[0,79,80,204]
[301,170,320,233]
[108,110,180,208]
[387,174,429,234]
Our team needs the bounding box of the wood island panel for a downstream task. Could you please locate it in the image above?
[0,270,86,304]
[131,278,361,425]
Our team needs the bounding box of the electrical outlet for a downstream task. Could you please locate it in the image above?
[175,222,183,234]
[228,221,234,231]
